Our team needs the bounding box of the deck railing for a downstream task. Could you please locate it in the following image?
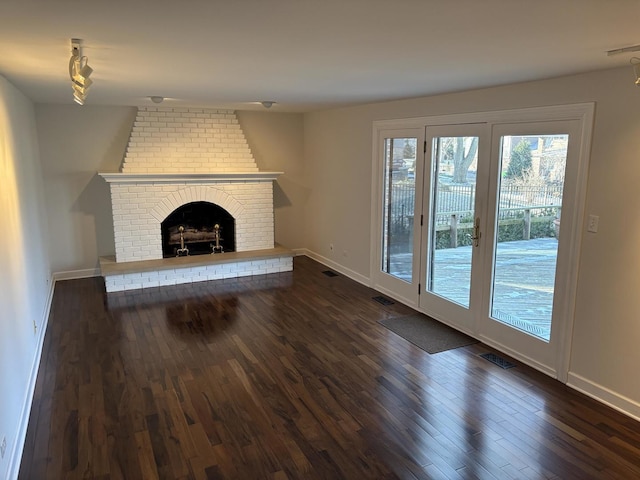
[388,182,562,246]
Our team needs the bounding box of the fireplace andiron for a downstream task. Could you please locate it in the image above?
[211,224,223,254]
[176,225,189,256]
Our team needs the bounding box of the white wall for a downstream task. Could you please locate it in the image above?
[36,105,136,274]
[0,75,51,480]
[302,66,640,418]
[237,111,307,250]
[36,107,306,274]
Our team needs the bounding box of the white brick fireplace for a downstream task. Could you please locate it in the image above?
[99,107,293,292]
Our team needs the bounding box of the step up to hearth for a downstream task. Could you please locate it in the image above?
[100,245,293,293]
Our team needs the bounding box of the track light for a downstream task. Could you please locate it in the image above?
[72,82,90,97]
[606,46,640,87]
[72,82,87,105]
[632,58,640,86]
[74,61,93,83]
[69,39,93,104]
[607,44,640,56]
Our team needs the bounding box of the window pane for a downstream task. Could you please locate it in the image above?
[428,136,478,308]
[491,134,568,341]
[381,137,417,283]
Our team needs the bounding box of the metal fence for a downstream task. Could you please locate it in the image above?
[388,182,563,232]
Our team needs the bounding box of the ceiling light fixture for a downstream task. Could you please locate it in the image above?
[606,44,640,87]
[149,96,164,104]
[607,44,640,56]
[632,58,640,86]
[260,101,275,109]
[69,38,93,105]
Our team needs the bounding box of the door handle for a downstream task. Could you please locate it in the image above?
[470,217,481,247]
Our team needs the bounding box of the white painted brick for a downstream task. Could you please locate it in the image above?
[122,108,258,174]
[108,107,280,278]
[104,254,291,291]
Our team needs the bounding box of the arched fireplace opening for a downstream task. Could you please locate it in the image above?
[161,201,235,257]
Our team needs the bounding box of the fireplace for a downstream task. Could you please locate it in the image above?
[98,107,293,292]
[162,201,235,257]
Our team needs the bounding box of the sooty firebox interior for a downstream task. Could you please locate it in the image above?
[161,201,235,257]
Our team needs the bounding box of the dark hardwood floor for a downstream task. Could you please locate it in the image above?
[19,256,640,479]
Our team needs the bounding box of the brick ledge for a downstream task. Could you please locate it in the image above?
[100,245,292,276]
[99,172,283,183]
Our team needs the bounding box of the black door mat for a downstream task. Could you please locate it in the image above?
[379,314,478,354]
[480,352,517,369]
[322,270,339,277]
[373,295,395,306]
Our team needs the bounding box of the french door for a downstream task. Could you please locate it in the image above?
[375,128,425,305]
[418,124,489,334]
[373,105,593,378]
[474,120,584,375]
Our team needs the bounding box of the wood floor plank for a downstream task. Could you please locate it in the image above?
[18,256,640,479]
[134,430,160,480]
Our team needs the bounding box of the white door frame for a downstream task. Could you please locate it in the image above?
[370,127,425,307]
[477,119,588,379]
[418,123,489,334]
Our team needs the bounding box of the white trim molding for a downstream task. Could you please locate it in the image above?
[8,273,56,480]
[568,372,640,423]
[99,172,283,184]
[53,268,100,281]
[299,249,370,287]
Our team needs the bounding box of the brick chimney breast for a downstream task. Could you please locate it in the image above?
[122,107,259,174]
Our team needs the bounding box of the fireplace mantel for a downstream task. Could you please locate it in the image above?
[99,172,283,184]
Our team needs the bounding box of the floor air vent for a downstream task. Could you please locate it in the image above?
[322,270,339,277]
[480,352,517,369]
[372,295,395,306]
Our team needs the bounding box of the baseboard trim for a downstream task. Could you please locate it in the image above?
[567,372,640,423]
[298,249,370,287]
[7,274,56,480]
[53,267,100,281]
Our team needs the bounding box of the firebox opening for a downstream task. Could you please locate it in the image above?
[161,201,235,258]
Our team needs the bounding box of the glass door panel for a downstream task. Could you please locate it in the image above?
[490,135,568,342]
[478,118,586,377]
[428,136,479,308]
[419,123,488,333]
[374,128,424,306]
[382,137,418,283]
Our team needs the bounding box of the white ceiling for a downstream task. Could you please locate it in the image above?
[0,0,638,112]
